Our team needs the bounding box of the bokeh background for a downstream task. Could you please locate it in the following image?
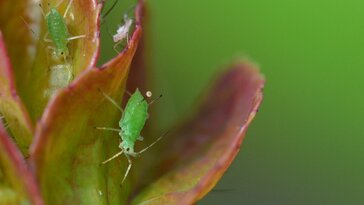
[99,0,364,204]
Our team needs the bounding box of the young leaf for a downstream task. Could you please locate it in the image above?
[30,14,143,205]
[0,31,34,154]
[131,63,265,204]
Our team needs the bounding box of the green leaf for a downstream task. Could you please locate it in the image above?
[0,31,34,155]
[131,62,265,204]
[0,123,43,205]
[29,18,143,205]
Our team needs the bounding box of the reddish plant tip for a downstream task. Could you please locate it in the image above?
[0,0,265,204]
[131,62,265,204]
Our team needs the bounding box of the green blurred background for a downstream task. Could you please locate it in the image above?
[99,0,364,204]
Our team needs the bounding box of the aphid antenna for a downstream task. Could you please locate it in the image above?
[38,2,54,17]
[38,3,46,17]
[20,17,45,47]
[98,89,124,113]
[39,0,72,18]
[148,94,163,106]
[62,0,73,18]
[101,0,120,20]
[122,4,137,19]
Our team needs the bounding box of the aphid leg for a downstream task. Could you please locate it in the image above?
[63,0,73,18]
[43,32,52,43]
[101,150,124,165]
[21,17,44,46]
[95,127,121,132]
[100,91,124,113]
[136,135,164,155]
[38,3,46,18]
[125,90,132,97]
[137,136,144,141]
[121,154,132,184]
[67,34,87,41]
[113,41,123,53]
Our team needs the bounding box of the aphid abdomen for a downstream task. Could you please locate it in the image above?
[124,104,148,141]
[120,89,148,143]
[47,8,69,56]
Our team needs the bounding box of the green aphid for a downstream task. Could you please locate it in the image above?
[40,0,86,61]
[47,6,70,58]
[96,89,164,184]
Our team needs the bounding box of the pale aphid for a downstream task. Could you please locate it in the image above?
[39,0,86,61]
[112,14,133,52]
[44,63,73,97]
[96,89,164,184]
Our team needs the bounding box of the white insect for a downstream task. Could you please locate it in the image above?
[113,14,133,52]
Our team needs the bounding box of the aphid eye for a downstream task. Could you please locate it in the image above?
[61,52,64,55]
[126,148,130,152]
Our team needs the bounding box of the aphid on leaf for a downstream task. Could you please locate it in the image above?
[39,0,86,61]
[112,14,133,53]
[44,63,73,97]
[99,0,135,52]
[96,89,164,184]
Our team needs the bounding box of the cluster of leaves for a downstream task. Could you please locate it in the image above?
[0,0,264,204]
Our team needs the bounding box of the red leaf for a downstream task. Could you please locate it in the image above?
[132,62,265,204]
